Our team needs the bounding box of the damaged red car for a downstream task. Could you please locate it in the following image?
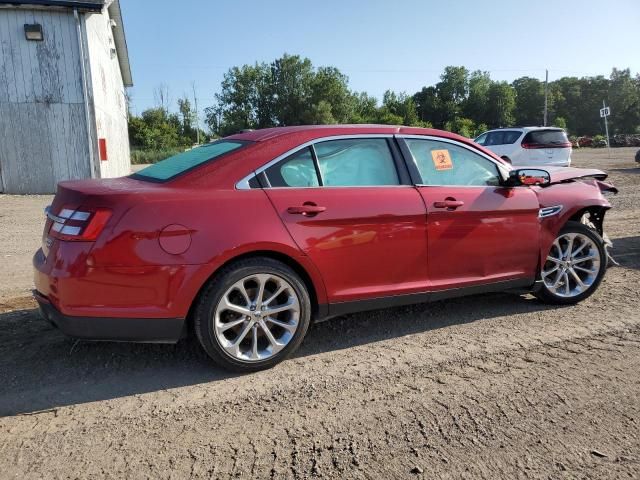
[33,125,617,371]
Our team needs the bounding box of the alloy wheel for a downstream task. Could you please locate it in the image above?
[541,232,601,298]
[214,273,300,362]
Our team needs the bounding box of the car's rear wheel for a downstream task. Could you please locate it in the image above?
[535,221,606,305]
[194,257,311,372]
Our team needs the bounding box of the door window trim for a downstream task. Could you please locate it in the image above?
[236,134,411,189]
[395,135,510,187]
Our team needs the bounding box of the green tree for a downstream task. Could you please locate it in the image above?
[444,117,476,138]
[349,92,378,123]
[131,108,182,149]
[380,90,422,126]
[205,63,273,136]
[554,116,567,130]
[199,57,640,138]
[270,54,314,126]
[303,100,336,124]
[608,68,640,134]
[486,82,515,128]
[436,66,469,125]
[413,86,445,127]
[549,77,581,132]
[310,66,352,123]
[512,77,544,126]
[464,70,492,125]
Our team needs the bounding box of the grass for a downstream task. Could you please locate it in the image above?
[130,148,183,165]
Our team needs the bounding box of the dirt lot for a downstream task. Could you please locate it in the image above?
[1,148,639,479]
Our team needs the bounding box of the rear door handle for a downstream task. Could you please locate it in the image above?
[287,204,326,215]
[433,198,464,209]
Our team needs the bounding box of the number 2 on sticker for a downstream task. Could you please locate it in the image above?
[431,150,453,170]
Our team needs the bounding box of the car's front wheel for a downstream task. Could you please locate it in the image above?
[194,257,311,372]
[535,221,607,305]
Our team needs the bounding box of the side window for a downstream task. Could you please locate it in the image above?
[265,147,319,187]
[475,133,488,145]
[503,131,522,144]
[485,131,503,146]
[314,138,399,186]
[405,139,501,187]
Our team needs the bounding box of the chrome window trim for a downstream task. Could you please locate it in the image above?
[235,134,396,190]
[397,134,512,183]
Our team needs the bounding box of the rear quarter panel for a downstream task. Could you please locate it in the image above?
[84,188,327,318]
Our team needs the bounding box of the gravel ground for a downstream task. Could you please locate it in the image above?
[0,148,639,479]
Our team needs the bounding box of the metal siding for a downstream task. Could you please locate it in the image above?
[0,8,91,193]
[84,9,130,179]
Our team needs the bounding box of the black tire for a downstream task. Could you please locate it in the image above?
[535,221,607,305]
[194,257,311,372]
[635,149,640,163]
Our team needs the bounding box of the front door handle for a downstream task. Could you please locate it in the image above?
[287,204,326,216]
[433,198,464,209]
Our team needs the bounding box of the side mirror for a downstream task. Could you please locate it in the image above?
[505,168,551,187]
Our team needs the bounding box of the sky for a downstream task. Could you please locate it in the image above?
[121,0,640,117]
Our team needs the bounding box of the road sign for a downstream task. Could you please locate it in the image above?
[601,101,610,152]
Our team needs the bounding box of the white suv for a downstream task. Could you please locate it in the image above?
[474,127,572,166]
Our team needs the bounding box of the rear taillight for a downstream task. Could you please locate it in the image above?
[522,142,572,149]
[46,206,112,241]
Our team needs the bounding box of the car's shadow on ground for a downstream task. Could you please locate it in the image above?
[0,292,558,417]
[1,236,637,417]
[611,235,640,270]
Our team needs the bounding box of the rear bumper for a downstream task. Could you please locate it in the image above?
[33,246,204,319]
[34,290,185,343]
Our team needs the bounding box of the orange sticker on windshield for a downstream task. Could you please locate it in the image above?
[431,149,453,170]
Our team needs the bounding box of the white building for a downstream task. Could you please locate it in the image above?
[0,0,132,193]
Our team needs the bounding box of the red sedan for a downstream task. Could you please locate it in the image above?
[33,125,616,371]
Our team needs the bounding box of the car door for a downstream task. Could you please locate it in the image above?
[399,136,540,290]
[261,136,430,303]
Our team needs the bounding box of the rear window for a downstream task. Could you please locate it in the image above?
[484,130,522,146]
[132,140,248,182]
[522,130,570,147]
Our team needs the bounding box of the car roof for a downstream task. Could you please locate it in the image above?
[482,126,564,134]
[226,124,474,143]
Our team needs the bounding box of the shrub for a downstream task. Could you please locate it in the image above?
[444,117,476,138]
[554,117,567,130]
[130,148,184,165]
[592,135,607,148]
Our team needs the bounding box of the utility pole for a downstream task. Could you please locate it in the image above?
[192,82,200,145]
[543,69,548,126]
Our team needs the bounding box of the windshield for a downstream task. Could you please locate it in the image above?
[132,140,249,182]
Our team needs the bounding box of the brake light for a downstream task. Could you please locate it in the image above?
[47,206,112,241]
